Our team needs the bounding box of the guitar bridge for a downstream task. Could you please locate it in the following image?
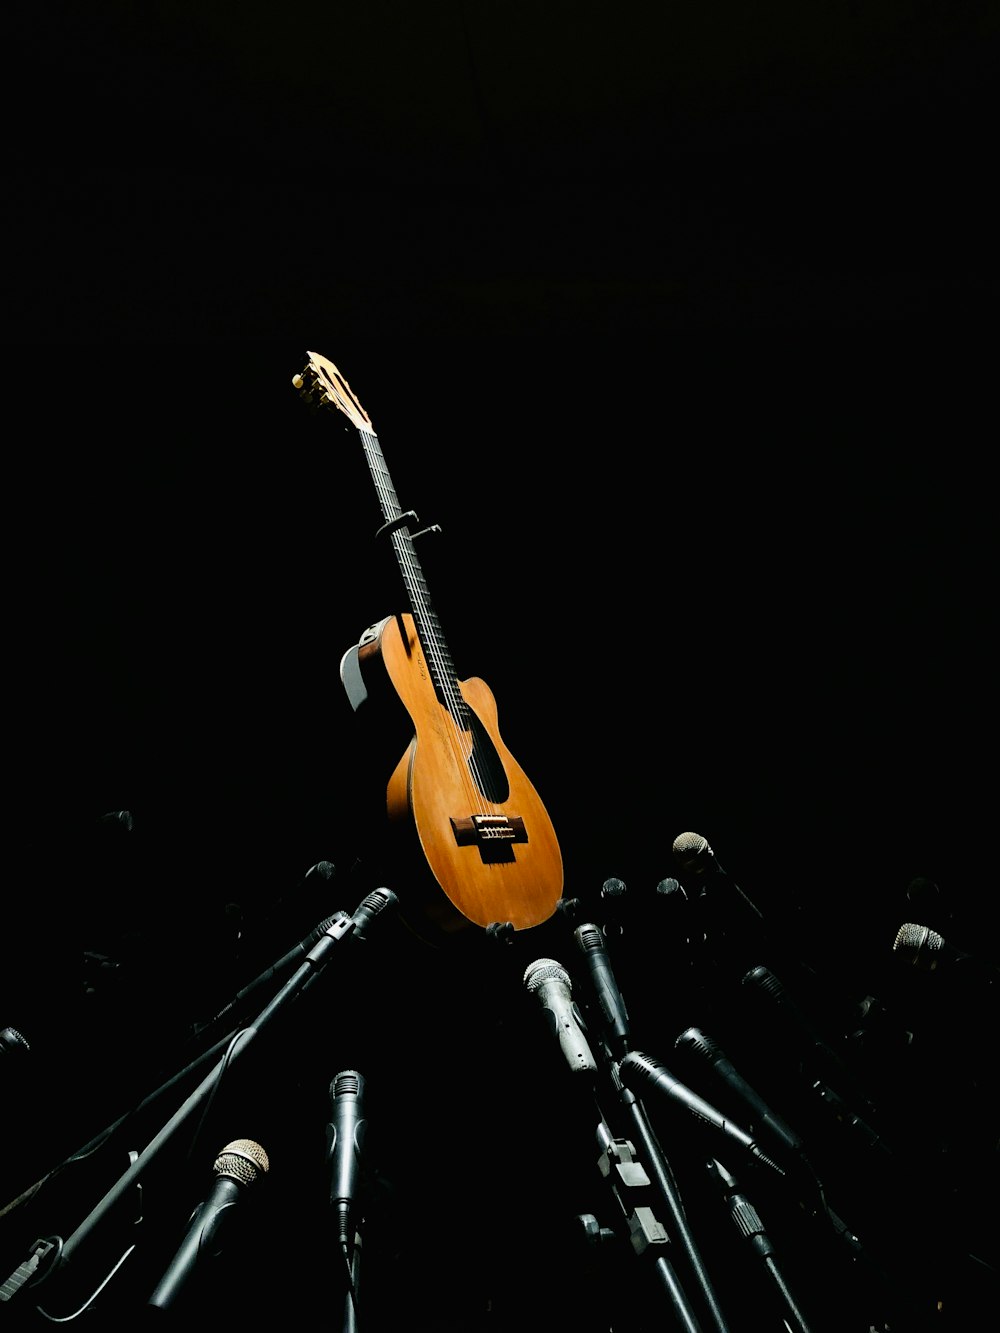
[451,814,528,847]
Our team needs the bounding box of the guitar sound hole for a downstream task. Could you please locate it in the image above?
[466,713,510,804]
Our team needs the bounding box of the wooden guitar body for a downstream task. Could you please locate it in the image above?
[354,613,563,937]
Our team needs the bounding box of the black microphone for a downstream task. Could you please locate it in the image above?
[343,887,398,942]
[654,876,687,909]
[672,832,771,977]
[572,923,631,1057]
[892,922,998,980]
[523,958,598,1076]
[189,911,352,1040]
[741,965,853,1079]
[741,965,881,1125]
[296,888,398,1004]
[618,1051,785,1177]
[147,1138,269,1311]
[326,1070,367,1252]
[674,1026,805,1161]
[671,831,765,923]
[652,877,695,947]
[598,876,627,937]
[302,888,398,968]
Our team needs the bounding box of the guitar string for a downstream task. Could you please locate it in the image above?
[316,354,491,824]
[371,437,487,819]
[360,429,489,821]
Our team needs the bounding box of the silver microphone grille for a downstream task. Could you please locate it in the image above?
[893,922,946,967]
[523,958,571,992]
[332,1070,363,1099]
[213,1139,270,1187]
[672,831,713,873]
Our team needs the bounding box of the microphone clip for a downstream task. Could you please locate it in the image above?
[598,1137,650,1191]
[0,1236,61,1304]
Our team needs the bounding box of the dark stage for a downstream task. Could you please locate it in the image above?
[2,6,998,1332]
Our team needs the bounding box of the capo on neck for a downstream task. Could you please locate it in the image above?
[375,511,442,544]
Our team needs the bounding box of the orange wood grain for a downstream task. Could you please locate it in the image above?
[371,613,564,934]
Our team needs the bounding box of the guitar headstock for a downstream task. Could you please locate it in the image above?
[293,351,373,430]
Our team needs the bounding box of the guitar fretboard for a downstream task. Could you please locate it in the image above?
[359,428,468,726]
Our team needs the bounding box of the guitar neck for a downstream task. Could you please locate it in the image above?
[359,427,465,718]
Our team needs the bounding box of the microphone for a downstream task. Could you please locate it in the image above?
[598,876,627,937]
[0,1027,30,1059]
[523,958,598,1076]
[572,923,631,1057]
[652,877,695,947]
[741,965,881,1128]
[674,1026,805,1161]
[741,965,854,1079]
[596,876,689,948]
[147,1138,269,1311]
[654,876,687,908]
[326,1070,367,1252]
[302,887,398,964]
[343,887,398,942]
[672,831,771,975]
[618,1051,785,1177]
[892,923,998,980]
[671,831,765,923]
[189,910,352,1040]
[706,1158,815,1333]
[296,888,398,1003]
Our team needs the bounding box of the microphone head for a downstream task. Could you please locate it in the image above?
[620,1049,658,1079]
[306,860,337,882]
[350,887,398,937]
[523,958,598,1075]
[674,1026,723,1061]
[742,964,784,1000]
[523,958,571,993]
[573,924,605,953]
[596,878,628,937]
[0,1027,30,1057]
[672,831,714,874]
[893,922,960,971]
[213,1139,269,1187]
[331,1069,365,1102]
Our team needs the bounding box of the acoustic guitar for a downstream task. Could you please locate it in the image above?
[293,351,564,940]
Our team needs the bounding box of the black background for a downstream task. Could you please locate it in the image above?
[2,5,997,1331]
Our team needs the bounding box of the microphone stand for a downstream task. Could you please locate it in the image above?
[0,889,397,1312]
[602,1064,732,1333]
[705,1158,815,1333]
[591,1107,707,1333]
[1,907,359,1235]
[562,920,731,1332]
[340,1224,362,1333]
